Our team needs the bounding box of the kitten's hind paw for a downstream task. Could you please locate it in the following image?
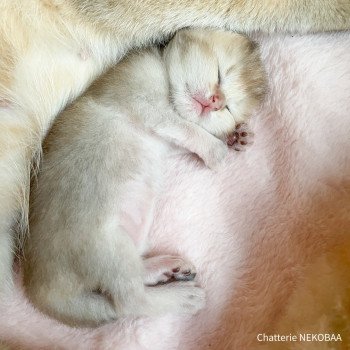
[152,281,206,315]
[144,255,197,286]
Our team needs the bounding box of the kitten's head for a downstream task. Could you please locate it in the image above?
[163,29,267,138]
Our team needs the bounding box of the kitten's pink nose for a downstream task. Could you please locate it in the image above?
[192,87,226,115]
[208,91,226,111]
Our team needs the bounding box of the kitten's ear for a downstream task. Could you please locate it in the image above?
[164,29,194,61]
[240,39,259,58]
[175,28,207,47]
[224,33,259,58]
[173,30,193,46]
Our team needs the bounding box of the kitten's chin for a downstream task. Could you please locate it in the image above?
[191,98,213,118]
[191,98,204,116]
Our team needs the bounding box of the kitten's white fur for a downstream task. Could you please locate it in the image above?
[23,29,266,327]
[1,0,349,301]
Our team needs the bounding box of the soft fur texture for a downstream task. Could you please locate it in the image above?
[1,32,349,349]
[1,0,350,295]
[23,29,265,327]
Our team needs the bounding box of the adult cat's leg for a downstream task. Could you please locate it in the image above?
[0,104,33,291]
[0,3,120,293]
[69,0,350,34]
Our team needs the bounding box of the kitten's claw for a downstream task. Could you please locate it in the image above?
[227,123,254,151]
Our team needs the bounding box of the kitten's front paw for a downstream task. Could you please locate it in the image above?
[201,139,228,170]
[227,123,254,151]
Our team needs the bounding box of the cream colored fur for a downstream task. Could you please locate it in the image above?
[1,0,350,294]
[23,29,266,327]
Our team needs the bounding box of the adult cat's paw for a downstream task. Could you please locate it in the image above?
[227,123,254,151]
[201,138,228,170]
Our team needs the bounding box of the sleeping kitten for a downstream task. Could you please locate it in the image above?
[23,29,266,327]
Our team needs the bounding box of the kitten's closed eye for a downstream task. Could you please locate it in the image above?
[218,66,222,85]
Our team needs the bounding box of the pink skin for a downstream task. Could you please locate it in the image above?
[192,86,226,116]
[119,184,197,285]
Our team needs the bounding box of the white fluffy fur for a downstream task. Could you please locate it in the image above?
[22,29,265,327]
[1,0,350,295]
[0,30,349,349]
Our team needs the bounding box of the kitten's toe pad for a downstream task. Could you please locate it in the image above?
[164,261,196,282]
[227,123,254,151]
[143,255,197,285]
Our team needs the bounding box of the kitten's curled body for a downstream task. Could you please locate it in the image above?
[23,29,266,326]
[1,0,350,295]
